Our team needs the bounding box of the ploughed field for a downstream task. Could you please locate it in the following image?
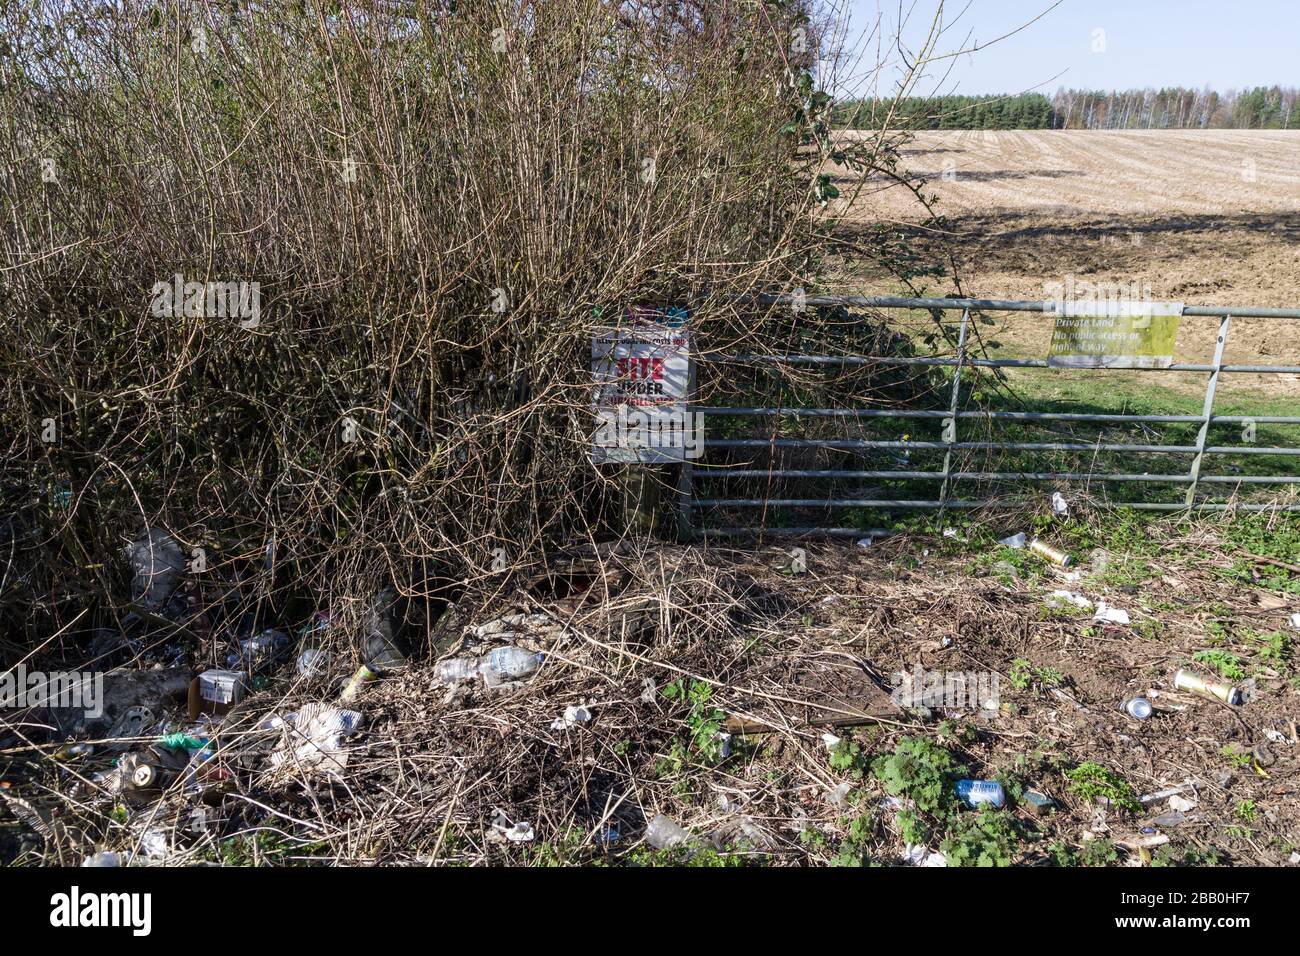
[834,129,1300,400]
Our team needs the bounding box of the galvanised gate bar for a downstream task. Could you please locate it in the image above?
[679,296,1300,538]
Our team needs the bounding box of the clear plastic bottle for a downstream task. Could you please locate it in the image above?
[436,657,481,684]
[481,647,545,680]
[645,814,691,850]
[126,528,185,611]
[436,647,544,684]
[228,628,290,670]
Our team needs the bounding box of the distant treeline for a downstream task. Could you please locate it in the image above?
[835,87,1300,130]
[834,93,1055,130]
[1051,87,1299,129]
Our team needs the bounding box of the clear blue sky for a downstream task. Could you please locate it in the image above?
[838,0,1299,96]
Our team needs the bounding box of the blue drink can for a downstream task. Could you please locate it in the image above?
[955,779,1006,809]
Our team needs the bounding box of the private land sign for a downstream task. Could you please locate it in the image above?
[591,307,698,463]
[1047,300,1184,369]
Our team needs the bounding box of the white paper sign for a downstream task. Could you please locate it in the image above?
[591,308,696,463]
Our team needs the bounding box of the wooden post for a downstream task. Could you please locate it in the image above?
[622,464,661,536]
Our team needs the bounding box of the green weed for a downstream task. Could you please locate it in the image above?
[1064,762,1141,813]
[940,809,1020,867]
[1193,649,1246,681]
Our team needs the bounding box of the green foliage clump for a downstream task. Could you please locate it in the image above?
[872,736,961,816]
[660,679,728,768]
[1064,762,1140,813]
[1078,838,1121,867]
[828,738,869,779]
[1151,843,1222,867]
[940,809,1020,867]
[1193,649,1246,681]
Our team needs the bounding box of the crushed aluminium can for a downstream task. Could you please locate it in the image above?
[955,779,1006,809]
[1121,697,1153,720]
[1174,668,1241,705]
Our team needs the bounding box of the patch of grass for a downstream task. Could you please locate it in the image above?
[660,676,733,780]
[827,738,869,779]
[976,369,1299,509]
[525,828,607,867]
[1077,837,1121,868]
[968,542,1041,580]
[1047,836,1120,867]
[829,814,878,867]
[1203,619,1231,644]
[1064,762,1141,813]
[940,808,1020,867]
[1009,658,1065,693]
[1250,630,1292,670]
[936,719,978,747]
[1092,556,1155,590]
[1223,513,1300,567]
[1193,649,1246,681]
[626,844,762,868]
[1151,843,1222,867]
[210,833,332,867]
[1220,745,1252,769]
[1215,559,1300,596]
[872,736,962,818]
[1133,617,1165,641]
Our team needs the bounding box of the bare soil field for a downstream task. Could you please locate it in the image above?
[833,130,1300,399]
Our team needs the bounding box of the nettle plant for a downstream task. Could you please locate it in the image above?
[660,678,729,768]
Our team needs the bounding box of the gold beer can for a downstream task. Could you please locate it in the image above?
[1174,668,1241,705]
[1028,537,1073,567]
[339,664,378,703]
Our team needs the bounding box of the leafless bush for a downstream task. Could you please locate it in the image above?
[0,0,923,641]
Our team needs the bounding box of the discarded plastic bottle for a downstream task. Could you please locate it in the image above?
[125,528,186,612]
[435,657,481,684]
[82,851,125,867]
[228,629,291,671]
[436,647,545,685]
[1028,538,1073,567]
[644,814,692,850]
[1121,697,1153,720]
[955,779,1006,809]
[297,647,328,678]
[481,647,545,680]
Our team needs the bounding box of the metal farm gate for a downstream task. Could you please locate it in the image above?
[677,296,1300,538]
